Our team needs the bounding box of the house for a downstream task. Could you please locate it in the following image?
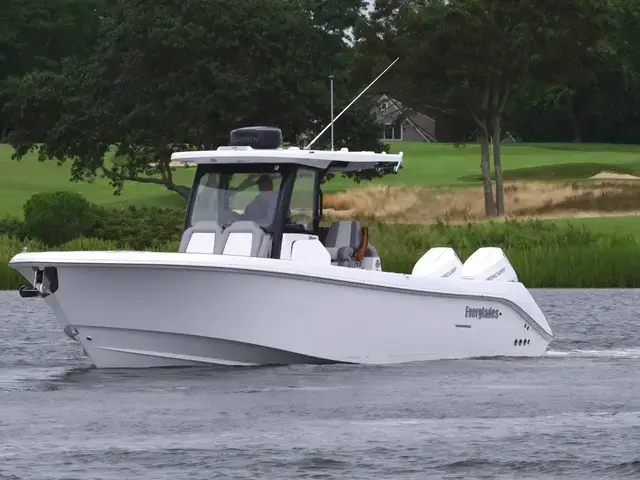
[371,94,520,144]
[372,94,437,142]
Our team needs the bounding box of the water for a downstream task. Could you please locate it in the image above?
[1,289,640,479]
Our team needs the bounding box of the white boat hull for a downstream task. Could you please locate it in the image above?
[9,251,553,368]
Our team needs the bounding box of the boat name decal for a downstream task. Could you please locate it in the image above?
[465,306,501,319]
[485,267,506,281]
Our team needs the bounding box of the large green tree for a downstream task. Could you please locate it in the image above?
[7,0,386,199]
[355,0,612,216]
[0,0,106,138]
[505,0,640,144]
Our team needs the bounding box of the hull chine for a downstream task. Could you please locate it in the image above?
[72,325,339,369]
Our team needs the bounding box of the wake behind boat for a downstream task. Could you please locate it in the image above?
[8,125,553,368]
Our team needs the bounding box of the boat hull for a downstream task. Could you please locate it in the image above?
[9,251,553,368]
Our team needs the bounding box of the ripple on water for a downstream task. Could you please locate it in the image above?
[2,289,640,479]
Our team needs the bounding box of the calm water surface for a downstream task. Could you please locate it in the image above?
[2,289,640,479]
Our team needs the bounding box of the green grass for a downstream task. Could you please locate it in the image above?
[367,219,640,287]
[545,215,640,237]
[0,144,191,217]
[457,162,640,182]
[335,141,640,189]
[461,214,640,238]
[4,142,640,217]
[0,235,180,290]
[462,214,640,238]
[3,218,640,289]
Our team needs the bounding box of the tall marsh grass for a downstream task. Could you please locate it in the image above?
[368,219,640,287]
[0,236,125,290]
[1,220,639,289]
[323,181,640,223]
[0,235,45,290]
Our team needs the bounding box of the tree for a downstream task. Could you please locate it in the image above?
[355,0,612,216]
[505,0,640,145]
[7,0,386,200]
[523,0,618,144]
[0,0,107,138]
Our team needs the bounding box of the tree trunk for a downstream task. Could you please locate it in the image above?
[473,81,495,217]
[478,129,496,216]
[571,114,582,143]
[491,114,504,215]
[159,161,191,200]
[489,79,509,216]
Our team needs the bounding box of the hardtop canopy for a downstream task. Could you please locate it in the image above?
[171,146,403,173]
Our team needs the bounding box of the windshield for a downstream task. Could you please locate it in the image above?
[288,167,317,232]
[190,171,283,228]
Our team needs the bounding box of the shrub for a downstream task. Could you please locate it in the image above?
[0,216,26,239]
[91,205,184,250]
[22,191,98,246]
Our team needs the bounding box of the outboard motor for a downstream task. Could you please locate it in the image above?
[411,247,463,278]
[460,247,518,282]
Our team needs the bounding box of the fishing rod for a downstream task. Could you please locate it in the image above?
[304,57,400,150]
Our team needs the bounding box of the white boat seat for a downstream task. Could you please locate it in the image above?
[215,220,272,257]
[324,221,363,267]
[179,220,223,254]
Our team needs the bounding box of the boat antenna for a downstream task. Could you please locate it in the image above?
[330,74,335,151]
[304,57,400,150]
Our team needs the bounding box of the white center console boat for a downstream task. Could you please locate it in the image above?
[8,126,553,368]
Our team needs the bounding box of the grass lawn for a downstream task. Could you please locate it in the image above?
[3,141,640,218]
[0,144,191,217]
[374,141,640,187]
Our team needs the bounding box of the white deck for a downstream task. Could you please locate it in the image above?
[170,146,403,172]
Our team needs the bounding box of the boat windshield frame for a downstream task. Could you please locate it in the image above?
[184,162,323,258]
[182,150,401,259]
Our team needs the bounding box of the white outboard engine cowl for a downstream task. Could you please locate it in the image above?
[461,247,518,282]
[411,247,463,278]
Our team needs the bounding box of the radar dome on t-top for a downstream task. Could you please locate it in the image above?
[229,126,283,149]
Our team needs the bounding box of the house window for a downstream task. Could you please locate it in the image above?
[381,120,403,141]
[380,101,389,111]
